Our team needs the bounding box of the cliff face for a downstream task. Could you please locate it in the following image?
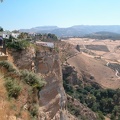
[8,47,35,70]
[8,46,77,120]
[35,49,67,119]
[35,48,78,119]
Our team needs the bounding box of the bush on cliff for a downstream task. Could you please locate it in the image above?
[0,61,45,100]
[5,78,21,99]
[21,70,45,90]
[0,60,16,72]
[6,39,30,50]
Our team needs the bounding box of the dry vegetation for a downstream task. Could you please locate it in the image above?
[0,60,45,120]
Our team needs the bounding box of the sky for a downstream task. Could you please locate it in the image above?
[0,0,120,30]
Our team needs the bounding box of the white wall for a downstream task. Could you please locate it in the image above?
[11,33,20,38]
[36,42,54,48]
[3,33,10,39]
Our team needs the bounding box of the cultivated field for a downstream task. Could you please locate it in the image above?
[62,38,120,89]
[62,38,120,62]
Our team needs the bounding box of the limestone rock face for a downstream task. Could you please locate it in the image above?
[62,64,82,85]
[8,48,35,70]
[9,47,75,120]
[35,50,69,119]
[9,46,98,120]
[7,46,84,120]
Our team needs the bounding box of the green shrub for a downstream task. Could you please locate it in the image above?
[5,78,21,99]
[20,70,45,90]
[63,71,120,119]
[30,104,38,117]
[97,111,105,120]
[6,40,30,50]
[0,61,16,72]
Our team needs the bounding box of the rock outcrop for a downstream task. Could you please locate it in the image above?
[35,48,77,119]
[8,47,35,70]
[8,46,77,120]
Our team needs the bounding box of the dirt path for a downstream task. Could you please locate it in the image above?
[115,70,120,78]
[106,62,120,79]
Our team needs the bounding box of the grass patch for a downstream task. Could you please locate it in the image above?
[0,61,16,72]
[30,104,39,118]
[0,61,45,99]
[20,70,46,90]
[5,77,21,99]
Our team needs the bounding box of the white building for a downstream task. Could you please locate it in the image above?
[11,32,20,39]
[0,31,10,39]
[3,33,10,39]
[29,32,36,37]
[36,41,54,48]
[0,31,20,39]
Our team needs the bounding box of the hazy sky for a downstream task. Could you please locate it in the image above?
[1,0,120,30]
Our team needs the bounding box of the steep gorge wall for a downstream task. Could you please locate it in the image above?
[8,47,77,120]
[35,49,78,119]
[8,48,35,70]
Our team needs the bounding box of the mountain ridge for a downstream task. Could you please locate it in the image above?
[19,25,120,37]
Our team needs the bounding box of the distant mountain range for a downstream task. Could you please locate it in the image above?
[19,25,120,37]
[82,31,120,40]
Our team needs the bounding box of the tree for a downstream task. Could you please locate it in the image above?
[86,95,96,108]
[97,111,105,120]
[12,30,19,33]
[18,32,28,39]
[0,27,3,32]
[92,102,99,112]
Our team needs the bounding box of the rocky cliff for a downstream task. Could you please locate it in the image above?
[6,41,101,120]
[8,45,77,120]
[35,48,67,119]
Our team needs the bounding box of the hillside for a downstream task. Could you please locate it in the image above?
[63,38,120,89]
[61,38,120,119]
[67,53,119,89]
